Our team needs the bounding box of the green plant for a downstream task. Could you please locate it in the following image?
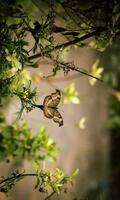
[0,0,120,199]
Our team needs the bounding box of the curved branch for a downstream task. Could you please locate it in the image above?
[44,191,55,200]
[29,27,106,61]
[0,173,37,186]
[55,27,106,50]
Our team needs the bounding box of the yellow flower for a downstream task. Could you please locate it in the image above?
[63,83,80,104]
[89,59,104,86]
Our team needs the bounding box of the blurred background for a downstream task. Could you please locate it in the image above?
[0,1,120,200]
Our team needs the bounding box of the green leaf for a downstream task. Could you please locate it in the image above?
[35,176,40,189]
[89,59,104,86]
[63,83,80,104]
[28,63,39,68]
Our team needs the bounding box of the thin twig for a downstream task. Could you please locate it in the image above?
[42,73,80,82]
[44,191,55,200]
[29,27,106,61]
[0,173,37,185]
[58,61,103,82]
[55,27,106,50]
[69,66,103,82]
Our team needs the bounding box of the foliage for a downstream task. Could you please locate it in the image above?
[0,0,120,198]
[0,0,109,114]
[107,96,120,130]
[89,59,104,86]
[0,114,59,163]
[0,168,79,199]
[99,39,120,132]
[63,83,80,104]
[98,39,120,199]
[55,0,120,50]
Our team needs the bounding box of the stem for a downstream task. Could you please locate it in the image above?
[55,28,106,50]
[69,66,103,82]
[59,61,103,82]
[44,191,55,200]
[29,27,106,61]
[0,173,37,185]
[29,52,42,60]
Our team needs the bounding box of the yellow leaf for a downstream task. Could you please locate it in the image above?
[111,90,120,102]
[10,70,31,92]
[89,59,104,86]
[71,96,80,104]
[63,83,80,104]
[78,117,86,129]
[6,53,22,70]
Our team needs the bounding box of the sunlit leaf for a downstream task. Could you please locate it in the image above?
[71,169,79,178]
[63,83,80,104]
[10,69,31,92]
[89,59,104,86]
[6,53,22,70]
[78,117,86,129]
[71,96,80,104]
[111,90,120,102]
[59,47,70,61]
[89,40,106,52]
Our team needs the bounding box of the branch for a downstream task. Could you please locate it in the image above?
[44,191,55,200]
[55,27,106,50]
[29,52,42,60]
[0,173,37,186]
[69,66,103,82]
[56,61,103,82]
[29,27,106,61]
